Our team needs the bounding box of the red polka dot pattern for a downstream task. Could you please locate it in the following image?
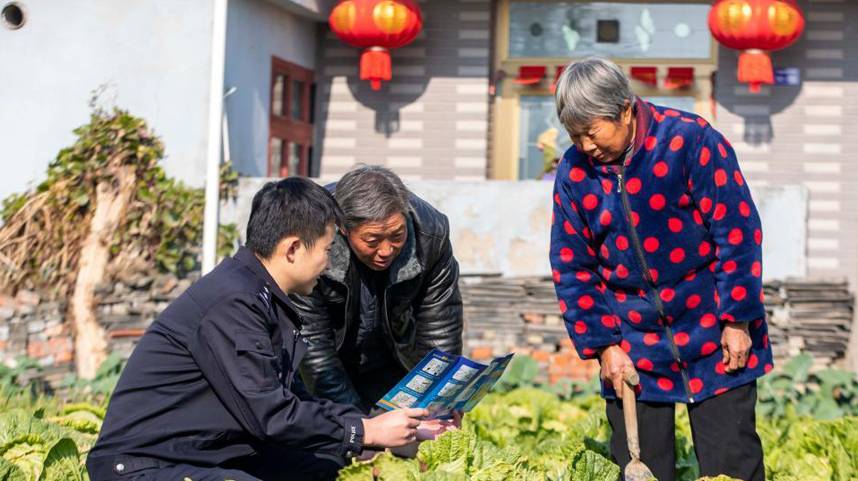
[713,203,727,221]
[649,194,666,210]
[604,315,618,329]
[563,221,576,235]
[669,136,684,151]
[645,136,657,151]
[548,102,771,403]
[644,237,660,253]
[582,194,599,210]
[728,229,743,245]
[637,358,654,371]
[628,310,642,324]
[689,378,704,394]
[668,218,683,232]
[626,178,642,194]
[670,248,685,263]
[747,354,759,369]
[699,147,711,166]
[686,294,701,309]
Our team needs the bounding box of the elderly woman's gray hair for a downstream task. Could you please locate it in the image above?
[554,57,635,134]
[335,165,410,230]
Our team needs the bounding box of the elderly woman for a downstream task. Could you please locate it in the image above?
[549,57,771,481]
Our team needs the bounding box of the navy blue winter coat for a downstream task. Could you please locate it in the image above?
[549,98,773,403]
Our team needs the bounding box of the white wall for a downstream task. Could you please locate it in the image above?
[222,179,808,281]
[224,0,318,176]
[0,0,215,202]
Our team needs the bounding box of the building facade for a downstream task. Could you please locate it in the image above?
[311,0,858,290]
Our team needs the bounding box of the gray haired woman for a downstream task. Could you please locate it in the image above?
[550,57,771,481]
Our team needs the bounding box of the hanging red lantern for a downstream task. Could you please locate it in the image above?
[708,0,804,93]
[329,0,423,91]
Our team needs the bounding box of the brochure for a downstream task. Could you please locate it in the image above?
[376,349,513,418]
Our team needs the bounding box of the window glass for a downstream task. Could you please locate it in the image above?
[509,2,711,59]
[272,75,285,116]
[291,79,304,120]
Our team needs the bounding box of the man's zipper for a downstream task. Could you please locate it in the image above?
[335,289,351,350]
[616,165,695,402]
[381,286,411,370]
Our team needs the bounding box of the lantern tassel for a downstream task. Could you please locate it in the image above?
[738,49,774,93]
[360,47,392,91]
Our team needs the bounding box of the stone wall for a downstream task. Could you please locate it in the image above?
[0,273,194,386]
[1,272,852,389]
[461,276,855,384]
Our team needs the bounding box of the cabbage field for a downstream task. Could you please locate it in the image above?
[0,353,856,481]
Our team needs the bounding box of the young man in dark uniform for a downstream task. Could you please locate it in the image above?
[87,178,431,481]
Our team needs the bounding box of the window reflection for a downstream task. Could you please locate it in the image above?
[509,3,711,59]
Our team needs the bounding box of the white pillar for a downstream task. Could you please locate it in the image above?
[202,0,229,274]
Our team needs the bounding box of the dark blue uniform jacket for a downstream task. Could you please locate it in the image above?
[87,247,365,475]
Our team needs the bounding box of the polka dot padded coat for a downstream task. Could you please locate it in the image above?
[549,99,773,403]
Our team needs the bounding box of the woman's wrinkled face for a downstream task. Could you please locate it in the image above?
[347,213,407,271]
[568,104,634,163]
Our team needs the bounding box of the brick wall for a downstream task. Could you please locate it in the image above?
[1,273,852,387]
[314,0,492,180]
[0,274,193,385]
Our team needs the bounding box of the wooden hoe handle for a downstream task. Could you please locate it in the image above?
[622,367,641,460]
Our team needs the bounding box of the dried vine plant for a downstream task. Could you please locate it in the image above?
[0,106,238,299]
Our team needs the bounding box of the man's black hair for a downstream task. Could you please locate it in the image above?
[246,177,343,258]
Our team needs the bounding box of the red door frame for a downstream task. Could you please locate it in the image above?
[268,56,314,177]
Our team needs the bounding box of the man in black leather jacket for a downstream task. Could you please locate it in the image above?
[291,166,464,413]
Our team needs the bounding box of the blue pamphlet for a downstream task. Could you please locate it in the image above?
[376,349,514,418]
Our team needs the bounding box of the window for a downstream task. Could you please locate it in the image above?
[269,57,314,177]
[508,2,712,59]
[518,96,572,180]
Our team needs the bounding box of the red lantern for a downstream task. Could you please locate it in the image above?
[329,0,423,91]
[708,0,804,93]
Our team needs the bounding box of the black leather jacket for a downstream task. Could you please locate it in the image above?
[290,191,464,407]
